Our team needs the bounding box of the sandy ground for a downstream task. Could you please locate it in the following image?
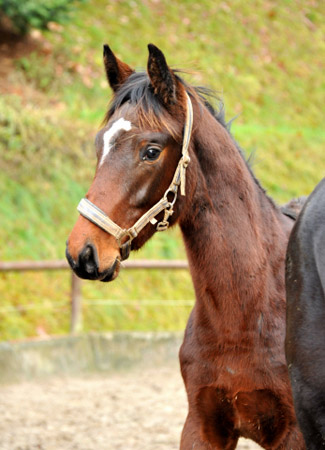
[0,366,262,450]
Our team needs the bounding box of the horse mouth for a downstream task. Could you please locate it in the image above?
[65,245,120,282]
[99,258,120,282]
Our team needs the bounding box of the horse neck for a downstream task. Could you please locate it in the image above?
[179,105,289,331]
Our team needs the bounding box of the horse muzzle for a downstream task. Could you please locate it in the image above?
[65,242,120,282]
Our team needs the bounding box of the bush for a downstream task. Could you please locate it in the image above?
[0,0,84,35]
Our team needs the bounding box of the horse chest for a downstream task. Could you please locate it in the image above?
[195,385,290,448]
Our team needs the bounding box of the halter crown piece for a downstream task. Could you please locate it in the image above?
[77,92,193,261]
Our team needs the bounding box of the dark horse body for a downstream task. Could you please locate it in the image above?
[286,178,325,449]
[66,44,305,449]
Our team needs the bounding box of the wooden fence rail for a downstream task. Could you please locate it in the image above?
[0,259,189,334]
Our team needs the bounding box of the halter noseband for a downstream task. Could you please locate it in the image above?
[77,93,193,261]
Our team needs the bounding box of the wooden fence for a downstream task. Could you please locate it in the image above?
[0,259,189,334]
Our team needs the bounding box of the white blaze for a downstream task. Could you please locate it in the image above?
[99,118,132,166]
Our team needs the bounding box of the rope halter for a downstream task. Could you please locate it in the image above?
[77,92,193,261]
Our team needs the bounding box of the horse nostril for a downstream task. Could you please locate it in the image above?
[83,247,92,258]
[79,244,99,276]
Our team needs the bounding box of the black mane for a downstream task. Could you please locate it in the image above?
[107,71,164,121]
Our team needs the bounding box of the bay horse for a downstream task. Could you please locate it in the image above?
[66,44,305,449]
[286,178,325,449]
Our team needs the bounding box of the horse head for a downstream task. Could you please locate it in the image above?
[66,44,195,281]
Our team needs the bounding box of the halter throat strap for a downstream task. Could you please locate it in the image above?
[77,92,193,260]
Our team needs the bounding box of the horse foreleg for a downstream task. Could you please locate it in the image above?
[180,412,238,450]
[272,426,306,450]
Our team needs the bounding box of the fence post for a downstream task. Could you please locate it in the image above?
[70,273,82,334]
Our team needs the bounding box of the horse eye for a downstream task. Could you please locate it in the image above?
[143,146,161,162]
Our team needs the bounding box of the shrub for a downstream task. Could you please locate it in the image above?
[0,0,84,35]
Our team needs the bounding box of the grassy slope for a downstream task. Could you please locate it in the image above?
[0,0,324,339]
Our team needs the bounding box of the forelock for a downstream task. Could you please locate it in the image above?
[104,71,182,141]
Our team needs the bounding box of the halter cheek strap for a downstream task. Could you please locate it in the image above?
[77,92,193,261]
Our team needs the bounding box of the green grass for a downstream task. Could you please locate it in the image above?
[0,268,194,340]
[0,0,324,340]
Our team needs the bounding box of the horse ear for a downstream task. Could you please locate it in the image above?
[147,43,177,105]
[103,44,134,92]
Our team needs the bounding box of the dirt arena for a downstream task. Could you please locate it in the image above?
[0,365,262,450]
